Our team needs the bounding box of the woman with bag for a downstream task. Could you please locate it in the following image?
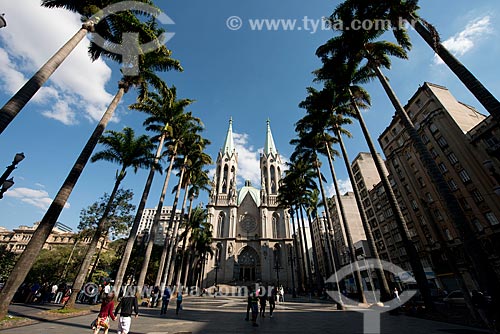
[93,293,116,334]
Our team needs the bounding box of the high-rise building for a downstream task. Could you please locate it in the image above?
[204,119,293,286]
[376,82,500,291]
[138,206,182,245]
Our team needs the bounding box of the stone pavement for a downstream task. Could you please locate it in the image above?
[0,295,489,334]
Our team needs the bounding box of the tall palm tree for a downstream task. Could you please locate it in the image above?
[186,209,213,287]
[304,188,326,290]
[113,86,192,294]
[291,133,366,304]
[65,127,156,308]
[0,23,181,317]
[0,0,158,134]
[162,135,210,289]
[135,112,201,293]
[175,153,212,287]
[340,0,500,122]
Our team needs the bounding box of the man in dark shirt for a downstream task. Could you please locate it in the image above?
[115,293,139,334]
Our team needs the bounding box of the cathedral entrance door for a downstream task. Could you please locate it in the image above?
[237,246,259,282]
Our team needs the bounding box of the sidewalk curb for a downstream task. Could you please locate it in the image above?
[1,307,96,330]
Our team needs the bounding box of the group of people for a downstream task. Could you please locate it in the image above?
[92,292,139,334]
[245,285,280,327]
[13,282,72,305]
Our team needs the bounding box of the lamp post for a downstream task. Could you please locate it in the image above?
[0,153,25,199]
[0,14,6,29]
[288,245,297,298]
[214,242,222,295]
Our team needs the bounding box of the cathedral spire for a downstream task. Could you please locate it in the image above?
[264,118,277,155]
[222,117,235,154]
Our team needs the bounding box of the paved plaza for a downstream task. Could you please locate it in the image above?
[0,295,489,334]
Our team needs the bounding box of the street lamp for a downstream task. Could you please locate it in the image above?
[288,243,297,298]
[0,178,14,199]
[214,242,222,295]
[0,153,25,199]
[0,14,6,29]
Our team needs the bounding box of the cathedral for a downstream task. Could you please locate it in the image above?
[203,119,293,287]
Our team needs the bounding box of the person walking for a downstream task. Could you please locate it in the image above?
[259,287,267,318]
[268,286,277,318]
[160,287,171,315]
[93,293,116,334]
[250,289,259,327]
[175,290,183,315]
[279,286,284,303]
[115,292,139,334]
[244,287,252,321]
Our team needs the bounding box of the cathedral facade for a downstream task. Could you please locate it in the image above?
[204,119,293,287]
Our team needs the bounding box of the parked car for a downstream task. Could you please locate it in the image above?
[443,290,465,305]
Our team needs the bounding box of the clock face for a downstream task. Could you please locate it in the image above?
[240,215,257,233]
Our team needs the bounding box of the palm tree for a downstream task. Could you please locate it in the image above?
[175,152,212,287]
[291,132,366,304]
[186,208,213,287]
[162,135,210,289]
[0,24,181,318]
[340,0,500,122]
[304,188,326,290]
[113,86,192,294]
[65,127,156,308]
[0,0,158,134]
[134,112,201,294]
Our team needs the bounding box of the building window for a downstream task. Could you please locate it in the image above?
[437,136,448,148]
[472,190,484,203]
[272,214,279,238]
[217,212,225,238]
[415,99,423,108]
[448,179,458,191]
[418,177,425,187]
[438,163,448,173]
[405,151,412,160]
[411,200,418,210]
[426,192,433,202]
[447,152,459,165]
[429,123,438,133]
[430,148,438,158]
[485,212,499,226]
[459,169,471,183]
[444,229,453,240]
[421,134,430,144]
[472,219,484,232]
[434,209,443,221]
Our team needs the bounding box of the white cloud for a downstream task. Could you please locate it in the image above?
[233,132,261,186]
[0,0,114,124]
[327,178,353,197]
[434,16,493,64]
[5,187,70,211]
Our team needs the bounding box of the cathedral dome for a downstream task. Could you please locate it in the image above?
[237,180,260,206]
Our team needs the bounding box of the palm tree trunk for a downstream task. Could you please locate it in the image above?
[335,130,389,305]
[180,195,195,287]
[321,145,367,303]
[174,182,191,287]
[0,23,94,135]
[294,206,308,289]
[86,232,108,283]
[313,163,336,276]
[298,206,314,289]
[306,210,324,289]
[66,168,125,309]
[113,132,166,295]
[290,210,303,290]
[162,163,187,289]
[138,149,177,292]
[0,84,125,319]
[348,89,422,302]
[373,65,500,312]
[410,15,500,122]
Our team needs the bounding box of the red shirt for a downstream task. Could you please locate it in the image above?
[98,301,116,320]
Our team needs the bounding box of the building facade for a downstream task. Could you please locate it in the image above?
[375,82,500,290]
[138,206,183,245]
[204,119,293,286]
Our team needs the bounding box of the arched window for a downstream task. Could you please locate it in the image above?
[270,166,276,193]
[222,165,228,193]
[272,213,279,238]
[218,212,225,238]
[273,244,282,268]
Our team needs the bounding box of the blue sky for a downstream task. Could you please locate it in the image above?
[0,0,499,232]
